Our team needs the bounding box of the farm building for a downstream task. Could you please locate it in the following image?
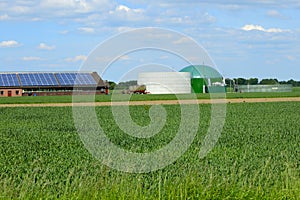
[180,65,225,93]
[0,72,109,97]
[138,72,191,94]
[137,65,225,94]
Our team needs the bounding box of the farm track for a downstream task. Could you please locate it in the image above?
[0,97,300,107]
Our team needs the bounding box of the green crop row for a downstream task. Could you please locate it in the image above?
[0,88,299,104]
[0,102,299,199]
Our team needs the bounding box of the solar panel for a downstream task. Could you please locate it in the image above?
[0,74,20,87]
[0,72,97,87]
[56,73,97,86]
[18,73,59,86]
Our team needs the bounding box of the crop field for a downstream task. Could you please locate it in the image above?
[0,87,299,104]
[0,102,299,199]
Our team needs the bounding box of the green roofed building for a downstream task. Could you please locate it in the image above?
[180,65,225,93]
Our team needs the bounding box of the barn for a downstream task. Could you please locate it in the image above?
[0,72,108,97]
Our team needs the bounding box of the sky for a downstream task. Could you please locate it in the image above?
[0,0,299,82]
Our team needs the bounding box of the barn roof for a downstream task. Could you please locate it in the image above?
[0,72,107,88]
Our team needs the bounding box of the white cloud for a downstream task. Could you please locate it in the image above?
[78,27,95,33]
[40,0,93,13]
[119,55,131,60]
[109,4,145,21]
[173,37,192,44]
[156,16,191,25]
[116,5,143,13]
[155,11,216,26]
[22,56,42,61]
[0,14,9,20]
[160,55,169,59]
[41,0,80,8]
[117,5,130,12]
[0,40,20,48]
[286,55,296,61]
[117,26,134,32]
[241,24,290,33]
[139,1,300,8]
[266,10,287,19]
[31,17,43,21]
[267,10,280,17]
[202,12,216,23]
[0,0,114,21]
[242,24,265,31]
[9,5,32,14]
[38,43,55,50]
[0,1,298,24]
[59,30,69,34]
[65,55,87,62]
[38,0,114,16]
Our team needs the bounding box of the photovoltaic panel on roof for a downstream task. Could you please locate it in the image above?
[0,74,20,86]
[0,72,98,87]
[56,73,97,86]
[18,73,59,86]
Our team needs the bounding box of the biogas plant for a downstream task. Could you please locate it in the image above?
[138,65,225,94]
[0,65,225,97]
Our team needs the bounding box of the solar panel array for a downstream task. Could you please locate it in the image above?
[0,74,20,87]
[0,72,98,87]
[56,73,97,86]
[18,73,59,86]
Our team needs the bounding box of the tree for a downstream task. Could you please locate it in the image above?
[234,78,247,85]
[286,79,300,87]
[116,80,138,89]
[279,80,287,84]
[248,78,258,85]
[108,81,116,90]
[259,79,279,85]
[225,78,234,86]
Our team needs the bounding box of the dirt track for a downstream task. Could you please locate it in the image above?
[0,97,300,107]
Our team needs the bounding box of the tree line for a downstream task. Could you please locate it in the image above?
[109,78,300,90]
[108,80,137,90]
[225,78,300,86]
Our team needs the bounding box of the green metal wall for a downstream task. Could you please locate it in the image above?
[180,65,225,94]
[191,78,204,93]
[191,78,226,93]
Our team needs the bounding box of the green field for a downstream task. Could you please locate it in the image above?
[0,102,299,199]
[0,87,299,104]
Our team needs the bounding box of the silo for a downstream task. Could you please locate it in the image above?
[180,65,225,93]
[138,72,191,94]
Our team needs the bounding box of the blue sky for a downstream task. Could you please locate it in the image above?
[0,0,299,82]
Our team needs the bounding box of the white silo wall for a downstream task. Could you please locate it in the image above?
[138,72,191,94]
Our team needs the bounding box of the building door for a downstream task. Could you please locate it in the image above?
[8,91,12,97]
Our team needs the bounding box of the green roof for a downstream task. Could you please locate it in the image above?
[180,65,222,79]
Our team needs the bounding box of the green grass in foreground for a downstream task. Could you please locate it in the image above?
[0,102,299,199]
[0,87,300,104]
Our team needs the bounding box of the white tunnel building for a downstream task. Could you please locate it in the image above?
[138,72,191,94]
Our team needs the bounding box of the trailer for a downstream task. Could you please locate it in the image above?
[122,85,149,94]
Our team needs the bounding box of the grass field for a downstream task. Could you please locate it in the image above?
[0,87,299,104]
[0,102,299,199]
